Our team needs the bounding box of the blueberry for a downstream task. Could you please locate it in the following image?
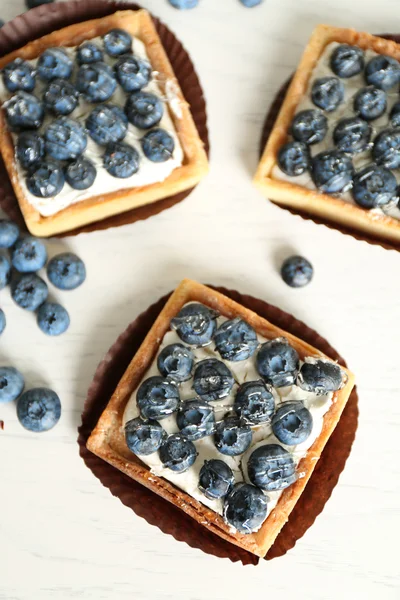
[168,0,199,7]
[0,19,4,27]
[170,303,217,346]
[11,236,47,273]
[271,401,313,445]
[0,255,11,289]
[239,0,263,5]
[137,376,180,420]
[4,92,44,131]
[43,78,79,116]
[125,417,166,456]
[37,302,70,336]
[16,132,45,169]
[256,338,299,388]
[65,157,97,190]
[214,318,258,362]
[2,58,36,93]
[290,109,328,145]
[103,142,140,178]
[114,54,151,92]
[365,55,400,90]
[247,444,296,491]
[176,399,215,441]
[199,459,234,500]
[330,44,365,78]
[311,150,354,194]
[46,252,85,290]
[193,359,235,402]
[76,42,103,65]
[333,118,372,154]
[45,117,87,161]
[298,359,346,395]
[281,255,313,288]
[76,62,117,103]
[0,220,19,248]
[157,343,194,382]
[373,129,400,169]
[141,128,175,163]
[234,380,275,425]
[26,0,55,7]
[214,416,252,456]
[354,86,387,121]
[103,29,132,57]
[0,309,5,335]
[277,141,310,176]
[159,433,198,473]
[37,48,73,82]
[352,164,397,209]
[86,104,128,146]
[26,161,64,198]
[390,102,400,127]
[11,273,48,310]
[311,76,344,112]
[17,388,61,432]
[223,483,268,534]
[0,367,24,403]
[125,91,163,129]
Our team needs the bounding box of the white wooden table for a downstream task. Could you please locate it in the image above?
[1,0,399,598]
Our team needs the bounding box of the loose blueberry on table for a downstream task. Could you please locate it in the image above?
[0,255,11,290]
[11,273,48,311]
[37,302,70,336]
[17,387,61,432]
[0,220,19,248]
[0,367,24,404]
[46,252,86,290]
[11,236,47,273]
[280,255,313,288]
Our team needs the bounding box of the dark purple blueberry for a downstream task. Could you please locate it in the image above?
[76,42,103,65]
[17,387,61,432]
[103,29,132,57]
[44,117,87,161]
[65,158,96,191]
[76,62,117,103]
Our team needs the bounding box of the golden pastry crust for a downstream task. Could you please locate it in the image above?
[254,24,400,245]
[0,10,208,237]
[87,279,355,558]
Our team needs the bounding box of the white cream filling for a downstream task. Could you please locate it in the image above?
[0,36,184,217]
[123,305,333,529]
[273,41,400,221]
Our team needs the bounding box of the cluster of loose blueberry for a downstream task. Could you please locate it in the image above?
[0,218,85,336]
[124,302,345,533]
[278,44,400,211]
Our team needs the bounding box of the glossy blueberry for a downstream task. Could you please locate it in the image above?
[114,54,151,92]
[0,366,24,403]
[199,459,234,500]
[125,91,163,129]
[45,117,87,161]
[176,399,215,441]
[277,141,310,176]
[311,150,354,194]
[214,416,252,457]
[16,132,45,170]
[168,0,199,7]
[223,483,268,534]
[46,252,86,290]
[333,117,372,154]
[214,318,258,362]
[170,303,217,346]
[281,255,313,288]
[298,359,347,395]
[26,0,55,7]
[0,255,11,289]
[256,338,299,388]
[137,376,180,420]
[26,161,64,198]
[0,220,19,248]
[65,157,97,191]
[4,92,44,131]
[390,102,400,128]
[103,29,132,57]
[271,401,313,445]
[373,129,400,169]
[125,417,166,456]
[193,359,235,402]
[365,55,400,90]
[354,86,387,121]
[11,236,47,273]
[86,104,128,146]
[290,109,328,145]
[43,78,79,116]
[311,76,344,112]
[37,48,73,82]
[2,58,36,93]
[141,128,175,163]
[157,343,194,382]
[330,44,365,78]
[159,433,198,473]
[17,388,61,432]
[76,42,103,65]
[247,444,296,491]
[352,164,397,209]
[11,273,48,310]
[0,309,5,335]
[76,62,117,103]
[37,302,70,336]
[234,380,275,425]
[103,142,140,178]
